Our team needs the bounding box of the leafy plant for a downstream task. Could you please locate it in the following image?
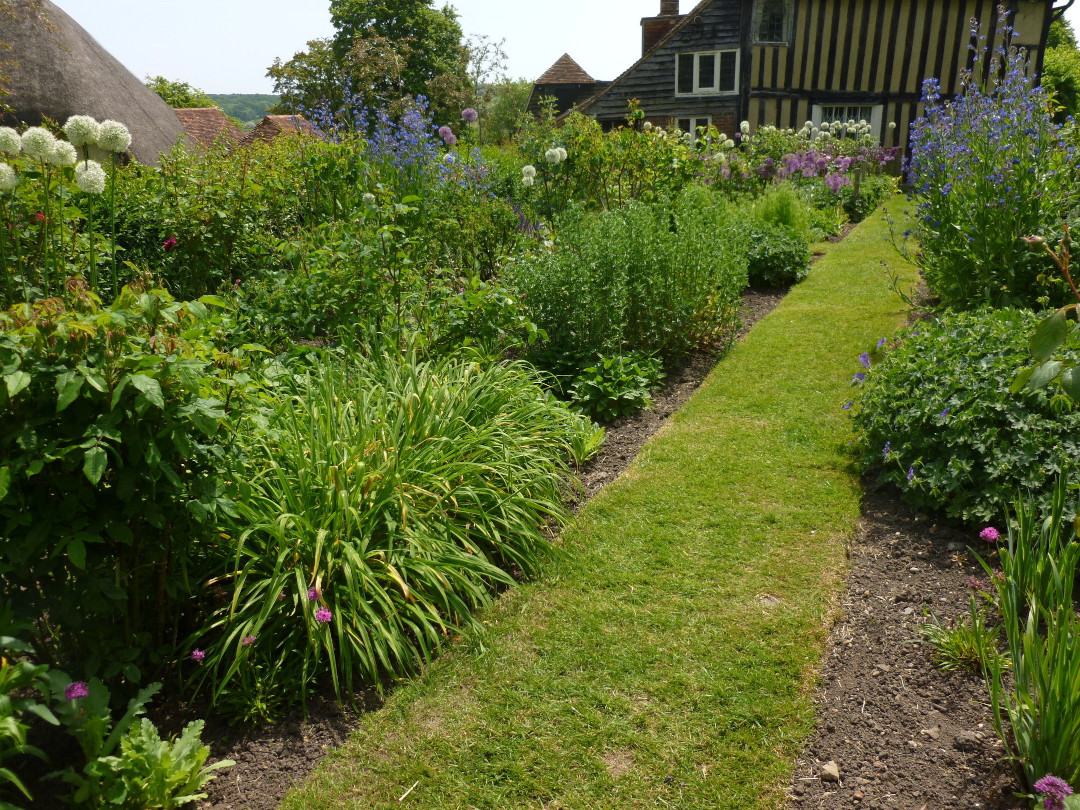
[192,342,585,715]
[752,182,811,242]
[852,309,1080,524]
[743,222,810,287]
[919,596,1004,673]
[570,353,664,422]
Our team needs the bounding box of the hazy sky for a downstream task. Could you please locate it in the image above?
[53,0,1080,95]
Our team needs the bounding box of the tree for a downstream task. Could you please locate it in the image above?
[481,79,532,145]
[145,76,216,109]
[1048,18,1077,50]
[464,34,508,145]
[1042,19,1080,122]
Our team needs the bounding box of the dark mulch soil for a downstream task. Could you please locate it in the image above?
[788,484,1022,810]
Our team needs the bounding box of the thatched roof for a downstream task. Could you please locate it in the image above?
[0,0,186,165]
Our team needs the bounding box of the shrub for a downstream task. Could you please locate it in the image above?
[570,353,665,422]
[743,222,810,287]
[905,22,1075,309]
[752,182,811,242]
[192,343,587,714]
[852,309,1080,524]
[0,282,250,679]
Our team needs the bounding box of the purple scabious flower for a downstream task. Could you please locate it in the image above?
[882,441,891,459]
[461,108,478,123]
[842,401,853,410]
[876,337,887,348]
[307,586,320,602]
[852,373,867,384]
[190,649,206,662]
[979,526,1001,543]
[315,607,333,624]
[241,635,256,647]
[65,681,89,701]
[1035,775,1073,810]
[858,352,871,369]
[907,466,915,483]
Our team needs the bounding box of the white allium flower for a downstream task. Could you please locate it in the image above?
[556,147,567,162]
[522,164,536,179]
[740,120,750,134]
[718,133,727,141]
[643,121,653,131]
[48,140,77,166]
[542,239,553,248]
[63,115,100,148]
[544,148,559,164]
[724,139,735,148]
[683,132,693,143]
[657,130,666,140]
[97,119,132,153]
[522,175,535,188]
[714,151,727,163]
[362,192,376,205]
[0,127,21,155]
[21,127,56,161]
[889,121,897,129]
[0,163,18,192]
[804,121,814,129]
[74,160,107,194]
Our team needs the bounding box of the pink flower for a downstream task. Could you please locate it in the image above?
[162,236,178,252]
[307,586,320,601]
[315,607,332,624]
[438,125,457,146]
[65,681,89,701]
[979,526,1001,543]
[241,635,256,646]
[190,649,206,662]
[461,108,478,123]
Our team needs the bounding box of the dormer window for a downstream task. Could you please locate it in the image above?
[754,0,793,44]
[676,50,739,96]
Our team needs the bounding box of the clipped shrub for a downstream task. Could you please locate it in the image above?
[570,353,664,422]
[743,222,810,287]
[0,282,249,680]
[191,343,588,714]
[852,309,1080,524]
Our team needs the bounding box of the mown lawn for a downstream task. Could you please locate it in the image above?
[282,206,918,809]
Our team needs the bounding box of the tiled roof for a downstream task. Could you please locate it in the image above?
[239,113,316,147]
[173,107,241,151]
[536,54,596,85]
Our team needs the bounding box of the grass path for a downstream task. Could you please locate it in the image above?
[283,207,918,809]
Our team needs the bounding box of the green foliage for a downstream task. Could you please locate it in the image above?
[852,309,1080,524]
[145,77,216,109]
[1042,46,1080,122]
[193,343,585,715]
[919,596,1004,673]
[0,617,57,805]
[0,284,250,678]
[752,182,811,242]
[1049,19,1078,50]
[206,94,280,128]
[477,78,531,145]
[511,185,747,375]
[743,222,811,287]
[570,353,664,422]
[49,676,230,808]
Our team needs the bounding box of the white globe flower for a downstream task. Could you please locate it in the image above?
[63,115,100,148]
[21,127,56,161]
[740,120,750,134]
[557,147,567,162]
[544,148,560,164]
[643,121,653,131]
[522,175,535,188]
[889,121,897,130]
[48,140,78,166]
[0,163,18,192]
[97,119,132,153]
[714,151,727,163]
[362,192,376,205]
[718,133,726,141]
[74,160,107,194]
[0,127,21,155]
[724,139,735,149]
[522,164,536,179]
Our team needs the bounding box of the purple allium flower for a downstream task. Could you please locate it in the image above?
[842,401,854,410]
[877,337,887,348]
[65,681,89,701]
[438,125,457,146]
[979,526,1001,543]
[967,575,983,591]
[461,108,478,123]
[907,466,915,483]
[852,373,866,384]
[190,649,206,662]
[883,441,891,459]
[1034,774,1073,810]
[859,352,871,369]
[241,635,256,647]
[315,607,333,624]
[307,586,320,602]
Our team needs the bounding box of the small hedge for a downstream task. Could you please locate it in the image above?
[744,222,810,287]
[852,308,1080,524]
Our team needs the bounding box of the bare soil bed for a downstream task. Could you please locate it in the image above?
[788,484,1021,810]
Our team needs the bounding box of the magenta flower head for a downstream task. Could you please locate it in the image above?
[190,649,206,662]
[438,125,457,146]
[65,681,89,701]
[1035,774,1073,810]
[307,586,320,602]
[967,575,983,591]
[461,108,478,123]
[980,526,1001,543]
[241,635,256,647]
[315,607,333,624]
[162,236,178,252]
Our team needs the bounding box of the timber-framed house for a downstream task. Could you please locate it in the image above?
[538,0,1066,151]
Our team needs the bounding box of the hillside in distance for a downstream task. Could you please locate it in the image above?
[207,94,280,128]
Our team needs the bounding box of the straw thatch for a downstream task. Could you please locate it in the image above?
[0,0,186,165]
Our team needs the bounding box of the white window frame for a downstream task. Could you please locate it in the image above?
[753,0,794,44]
[675,50,740,97]
[676,116,713,142]
[811,104,883,138]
